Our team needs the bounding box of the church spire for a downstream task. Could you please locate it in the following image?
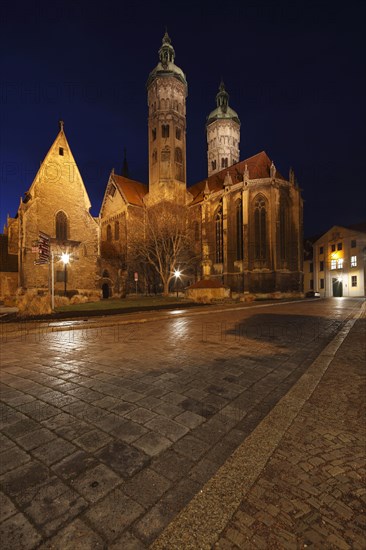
[121,148,129,178]
[216,81,229,113]
[159,30,175,68]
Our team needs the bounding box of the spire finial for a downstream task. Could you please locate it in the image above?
[122,147,129,178]
[162,28,171,44]
[159,29,175,67]
[216,80,229,112]
[58,120,64,132]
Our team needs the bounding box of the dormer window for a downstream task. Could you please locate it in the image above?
[59,147,64,156]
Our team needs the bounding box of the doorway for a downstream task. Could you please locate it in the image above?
[102,283,110,299]
[332,278,343,297]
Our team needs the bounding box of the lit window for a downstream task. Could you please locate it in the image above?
[337,242,342,251]
[352,276,357,287]
[351,239,356,248]
[351,255,357,267]
[330,259,336,270]
[319,246,324,255]
[320,278,324,289]
[337,258,343,269]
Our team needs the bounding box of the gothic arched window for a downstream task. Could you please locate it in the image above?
[114,221,119,241]
[236,199,243,260]
[221,158,228,168]
[254,195,267,262]
[215,205,223,263]
[162,124,169,138]
[106,224,112,242]
[56,211,68,241]
[211,160,216,171]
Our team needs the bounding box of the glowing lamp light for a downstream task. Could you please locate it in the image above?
[174,269,181,278]
[61,252,70,265]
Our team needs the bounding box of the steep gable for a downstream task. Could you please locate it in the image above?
[100,172,147,219]
[26,123,92,210]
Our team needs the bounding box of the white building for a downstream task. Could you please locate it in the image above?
[313,224,366,297]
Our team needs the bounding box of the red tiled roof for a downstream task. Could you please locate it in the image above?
[188,151,286,205]
[112,174,147,206]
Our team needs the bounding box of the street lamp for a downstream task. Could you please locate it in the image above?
[61,252,70,296]
[174,269,181,299]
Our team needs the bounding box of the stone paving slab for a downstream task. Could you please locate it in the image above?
[0,298,363,548]
[152,302,365,549]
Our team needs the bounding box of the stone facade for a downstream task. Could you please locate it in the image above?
[4,123,100,297]
[146,32,190,207]
[206,82,240,177]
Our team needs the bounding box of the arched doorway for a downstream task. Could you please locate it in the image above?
[102,283,110,299]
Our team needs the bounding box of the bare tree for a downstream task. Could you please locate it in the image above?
[129,201,199,295]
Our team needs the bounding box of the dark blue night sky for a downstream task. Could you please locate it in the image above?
[1,0,365,237]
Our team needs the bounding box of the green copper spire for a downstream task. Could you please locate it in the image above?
[159,30,175,68]
[206,81,240,126]
[147,31,187,88]
[216,81,229,113]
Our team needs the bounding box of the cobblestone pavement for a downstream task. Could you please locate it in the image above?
[0,298,363,549]
[216,306,366,550]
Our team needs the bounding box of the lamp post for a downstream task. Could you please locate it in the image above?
[174,269,181,299]
[61,252,70,296]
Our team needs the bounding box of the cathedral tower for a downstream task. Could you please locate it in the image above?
[206,82,240,177]
[146,32,188,204]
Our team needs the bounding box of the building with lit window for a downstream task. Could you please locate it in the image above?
[313,224,366,297]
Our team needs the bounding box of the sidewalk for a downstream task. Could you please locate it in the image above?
[153,305,365,549]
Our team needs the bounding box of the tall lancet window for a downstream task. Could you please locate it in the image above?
[215,205,224,263]
[254,195,267,263]
[56,211,68,241]
[236,199,243,260]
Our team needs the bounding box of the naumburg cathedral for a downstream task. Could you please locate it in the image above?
[1,32,303,299]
